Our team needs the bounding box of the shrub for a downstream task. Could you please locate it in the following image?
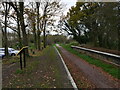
[69,41,79,46]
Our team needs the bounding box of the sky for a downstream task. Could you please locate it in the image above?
[49,0,76,35]
[61,0,76,15]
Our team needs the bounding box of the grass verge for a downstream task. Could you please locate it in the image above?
[3,57,20,64]
[3,46,72,88]
[60,44,120,79]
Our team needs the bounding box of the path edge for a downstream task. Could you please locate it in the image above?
[54,46,78,90]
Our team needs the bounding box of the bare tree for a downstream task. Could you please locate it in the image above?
[41,0,64,48]
[8,2,29,55]
[24,2,37,49]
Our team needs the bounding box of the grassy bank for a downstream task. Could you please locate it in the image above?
[60,44,120,79]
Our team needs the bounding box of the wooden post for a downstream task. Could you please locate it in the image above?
[20,53,22,70]
[23,49,26,68]
[17,46,28,70]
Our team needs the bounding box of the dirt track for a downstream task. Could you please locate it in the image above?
[57,45,119,88]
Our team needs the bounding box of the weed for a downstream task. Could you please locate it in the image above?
[15,69,24,74]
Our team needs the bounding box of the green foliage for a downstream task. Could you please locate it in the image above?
[46,35,67,45]
[61,2,120,50]
[15,69,24,74]
[69,41,79,46]
[61,44,120,79]
[29,43,36,50]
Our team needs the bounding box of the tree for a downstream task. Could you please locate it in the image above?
[3,2,10,57]
[36,2,41,50]
[1,2,22,49]
[10,2,22,48]
[25,2,37,49]
[60,2,120,50]
[8,2,29,54]
[40,0,64,48]
[59,2,92,44]
[19,2,28,54]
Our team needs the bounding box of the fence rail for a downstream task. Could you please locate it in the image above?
[71,45,120,66]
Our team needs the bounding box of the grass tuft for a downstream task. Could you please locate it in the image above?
[15,69,24,74]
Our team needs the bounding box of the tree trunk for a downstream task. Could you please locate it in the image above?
[36,2,41,50]
[118,29,120,51]
[43,20,47,48]
[17,13,22,49]
[118,6,120,51]
[37,30,41,50]
[19,2,29,55]
[4,2,9,57]
[0,22,2,48]
[98,33,103,47]
[43,2,48,48]
[33,23,37,49]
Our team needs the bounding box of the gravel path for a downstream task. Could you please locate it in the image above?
[57,44,119,88]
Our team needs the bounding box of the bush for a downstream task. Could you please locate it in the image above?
[69,41,79,46]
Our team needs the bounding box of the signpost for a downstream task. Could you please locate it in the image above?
[17,46,28,70]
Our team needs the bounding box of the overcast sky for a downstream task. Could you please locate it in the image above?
[61,0,76,15]
[50,0,76,35]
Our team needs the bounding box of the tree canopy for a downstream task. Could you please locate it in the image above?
[59,2,120,50]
